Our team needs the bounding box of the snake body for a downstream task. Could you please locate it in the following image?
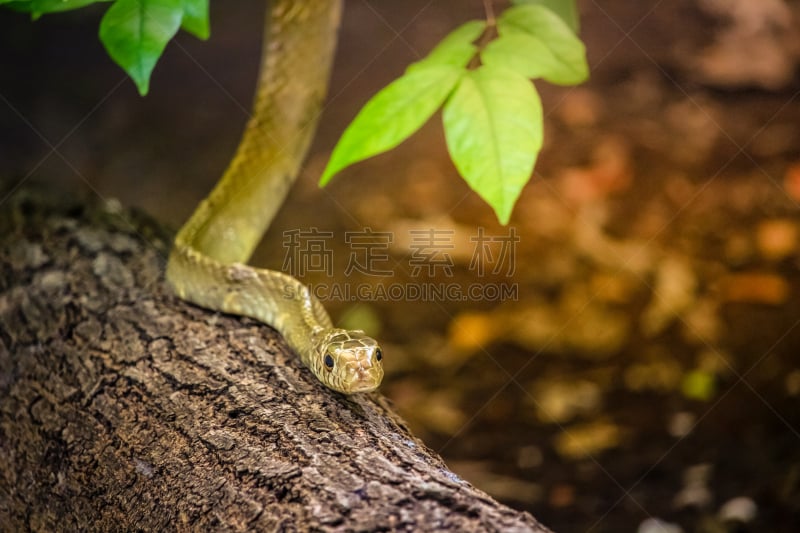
[166,0,384,394]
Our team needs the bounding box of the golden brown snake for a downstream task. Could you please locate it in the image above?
[166,0,384,394]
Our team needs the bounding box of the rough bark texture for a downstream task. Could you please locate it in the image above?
[0,190,550,532]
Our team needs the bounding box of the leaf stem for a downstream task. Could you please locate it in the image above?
[482,0,496,27]
[468,0,497,69]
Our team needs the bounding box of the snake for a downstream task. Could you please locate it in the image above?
[165,0,384,394]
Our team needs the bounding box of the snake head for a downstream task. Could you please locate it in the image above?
[313,328,384,394]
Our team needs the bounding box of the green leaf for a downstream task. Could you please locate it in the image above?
[3,0,110,16]
[99,0,185,95]
[408,20,485,72]
[483,4,588,85]
[512,0,580,33]
[442,66,543,224]
[482,32,585,85]
[181,0,208,40]
[320,65,463,186]
[0,1,28,11]
[33,0,109,13]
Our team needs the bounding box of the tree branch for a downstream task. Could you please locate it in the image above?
[0,189,550,532]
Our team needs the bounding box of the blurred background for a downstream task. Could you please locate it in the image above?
[2,1,800,531]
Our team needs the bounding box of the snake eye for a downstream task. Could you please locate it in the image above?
[375,348,382,362]
[324,353,334,370]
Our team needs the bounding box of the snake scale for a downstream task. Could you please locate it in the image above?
[166,0,384,394]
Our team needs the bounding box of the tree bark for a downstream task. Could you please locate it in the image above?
[0,190,550,532]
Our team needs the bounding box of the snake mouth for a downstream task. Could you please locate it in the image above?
[344,366,382,393]
[349,381,380,393]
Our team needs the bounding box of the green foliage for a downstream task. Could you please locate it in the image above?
[443,67,542,224]
[321,0,587,224]
[485,3,587,85]
[512,0,580,32]
[320,65,464,186]
[99,0,184,95]
[408,20,486,71]
[180,0,208,40]
[4,0,209,95]
[3,0,587,224]
[3,0,110,19]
